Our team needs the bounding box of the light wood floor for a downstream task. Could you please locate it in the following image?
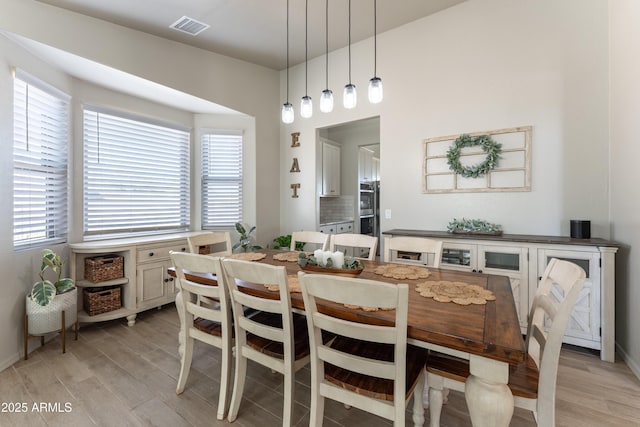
[4,304,640,427]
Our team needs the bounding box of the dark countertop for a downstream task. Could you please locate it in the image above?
[382,229,619,248]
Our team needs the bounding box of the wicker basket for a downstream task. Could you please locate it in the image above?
[84,254,124,282]
[83,286,121,316]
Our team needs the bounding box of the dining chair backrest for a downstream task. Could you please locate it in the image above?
[426,257,586,427]
[187,232,232,256]
[329,233,378,261]
[383,236,443,268]
[299,272,425,426]
[526,257,586,425]
[169,251,232,420]
[220,258,309,426]
[290,230,329,251]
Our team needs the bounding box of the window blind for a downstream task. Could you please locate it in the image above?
[83,106,190,236]
[13,70,70,249]
[201,130,243,228]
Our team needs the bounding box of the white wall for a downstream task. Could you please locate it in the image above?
[610,0,640,377]
[0,0,280,370]
[281,0,609,239]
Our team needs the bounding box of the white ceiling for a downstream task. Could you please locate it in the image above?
[35,0,465,70]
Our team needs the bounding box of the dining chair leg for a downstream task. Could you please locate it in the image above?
[412,373,426,427]
[282,371,294,427]
[74,320,79,340]
[176,337,194,394]
[427,373,444,427]
[217,344,232,420]
[228,354,247,422]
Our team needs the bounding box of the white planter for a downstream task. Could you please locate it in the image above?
[26,288,78,335]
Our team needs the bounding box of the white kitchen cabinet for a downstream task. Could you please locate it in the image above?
[135,241,187,310]
[372,156,380,181]
[359,147,374,182]
[322,142,341,196]
[383,229,618,362]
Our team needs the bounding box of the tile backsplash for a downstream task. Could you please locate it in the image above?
[319,196,354,224]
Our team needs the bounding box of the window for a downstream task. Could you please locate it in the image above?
[13,69,70,249]
[201,130,243,228]
[83,106,190,237]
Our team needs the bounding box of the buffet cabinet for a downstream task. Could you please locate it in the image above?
[383,229,618,362]
[68,232,202,326]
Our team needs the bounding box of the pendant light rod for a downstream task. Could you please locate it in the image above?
[348,0,352,84]
[286,0,290,102]
[373,0,377,78]
[300,0,313,118]
[320,0,334,113]
[281,0,294,123]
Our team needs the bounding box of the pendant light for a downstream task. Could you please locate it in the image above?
[368,0,383,103]
[300,0,313,118]
[281,0,294,124]
[320,0,334,113]
[343,0,357,109]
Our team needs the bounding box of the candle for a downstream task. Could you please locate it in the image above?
[313,249,324,265]
[333,251,345,269]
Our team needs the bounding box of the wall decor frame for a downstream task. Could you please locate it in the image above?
[423,126,532,193]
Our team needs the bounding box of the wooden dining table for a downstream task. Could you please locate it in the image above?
[170,249,525,427]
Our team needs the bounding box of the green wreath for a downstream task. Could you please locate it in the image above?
[446,134,502,178]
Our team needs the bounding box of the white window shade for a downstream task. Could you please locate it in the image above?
[13,70,70,249]
[83,106,190,236]
[201,130,243,228]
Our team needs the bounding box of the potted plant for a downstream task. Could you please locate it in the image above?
[25,249,78,337]
[232,223,263,252]
[272,234,305,251]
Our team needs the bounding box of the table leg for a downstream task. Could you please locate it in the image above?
[465,355,513,427]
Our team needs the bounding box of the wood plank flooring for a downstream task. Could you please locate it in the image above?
[3,304,640,426]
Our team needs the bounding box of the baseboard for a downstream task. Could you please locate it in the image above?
[616,342,640,380]
[0,351,21,373]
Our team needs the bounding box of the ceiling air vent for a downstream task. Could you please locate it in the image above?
[169,16,210,36]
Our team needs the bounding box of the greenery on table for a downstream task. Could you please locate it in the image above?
[446,134,502,178]
[447,218,503,234]
[272,234,305,251]
[233,222,263,252]
[297,252,363,270]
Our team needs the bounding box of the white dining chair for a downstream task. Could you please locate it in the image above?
[187,231,232,256]
[383,236,443,267]
[221,258,310,426]
[170,251,233,420]
[329,233,378,261]
[298,272,428,427]
[426,258,587,427]
[290,230,329,251]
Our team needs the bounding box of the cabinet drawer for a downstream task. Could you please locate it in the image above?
[336,222,354,234]
[137,242,188,263]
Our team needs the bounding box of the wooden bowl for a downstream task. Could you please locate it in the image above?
[299,264,364,277]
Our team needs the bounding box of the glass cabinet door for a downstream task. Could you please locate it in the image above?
[440,243,475,271]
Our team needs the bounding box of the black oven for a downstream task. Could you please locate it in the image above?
[360,216,374,235]
[359,182,375,216]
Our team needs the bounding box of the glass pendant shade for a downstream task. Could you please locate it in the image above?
[281,102,294,124]
[320,89,334,113]
[368,77,383,103]
[343,84,357,109]
[300,96,313,118]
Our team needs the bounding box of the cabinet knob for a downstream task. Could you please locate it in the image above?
[149,252,154,257]
[478,269,483,274]
[164,278,169,283]
[181,247,186,252]
[472,269,477,273]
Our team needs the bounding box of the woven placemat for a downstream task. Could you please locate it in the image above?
[415,281,496,305]
[227,252,267,261]
[265,275,301,293]
[343,304,395,312]
[373,264,431,280]
[272,251,310,262]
